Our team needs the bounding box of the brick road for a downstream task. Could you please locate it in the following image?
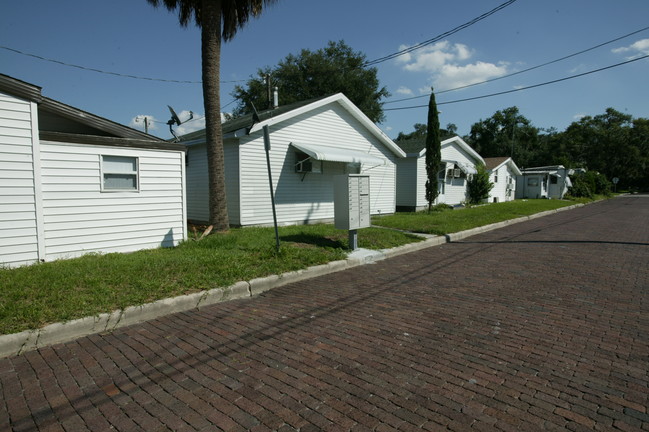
[1,196,648,431]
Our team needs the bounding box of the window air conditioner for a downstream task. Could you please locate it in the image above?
[295,159,322,174]
[453,168,462,178]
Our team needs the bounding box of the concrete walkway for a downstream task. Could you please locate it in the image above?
[1,196,648,431]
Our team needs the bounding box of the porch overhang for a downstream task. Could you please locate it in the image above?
[290,142,387,166]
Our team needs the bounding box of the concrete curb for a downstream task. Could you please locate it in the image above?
[0,202,587,359]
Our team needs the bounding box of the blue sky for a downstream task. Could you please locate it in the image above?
[2,0,648,140]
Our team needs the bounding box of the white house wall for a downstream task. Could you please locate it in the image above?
[489,165,516,203]
[39,141,186,261]
[238,104,398,226]
[0,91,41,267]
[439,143,478,206]
[395,157,420,208]
[186,140,240,225]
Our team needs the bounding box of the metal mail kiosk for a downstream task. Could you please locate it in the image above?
[334,174,371,230]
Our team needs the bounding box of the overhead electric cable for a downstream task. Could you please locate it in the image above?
[0,45,247,84]
[383,54,649,111]
[363,0,518,67]
[383,24,649,105]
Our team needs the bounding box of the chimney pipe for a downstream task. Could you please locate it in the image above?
[273,87,279,109]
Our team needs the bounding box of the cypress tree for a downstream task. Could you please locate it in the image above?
[425,88,442,211]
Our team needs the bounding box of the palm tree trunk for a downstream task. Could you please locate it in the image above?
[201,0,229,231]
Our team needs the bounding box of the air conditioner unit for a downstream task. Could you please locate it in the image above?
[295,159,321,174]
[453,168,462,178]
[506,183,514,190]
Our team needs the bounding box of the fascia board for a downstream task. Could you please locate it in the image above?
[249,93,407,158]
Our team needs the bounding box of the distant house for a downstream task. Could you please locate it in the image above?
[484,156,522,203]
[0,74,187,268]
[395,136,485,210]
[180,93,405,226]
[516,165,573,199]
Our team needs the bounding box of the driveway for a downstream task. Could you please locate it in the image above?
[1,196,648,431]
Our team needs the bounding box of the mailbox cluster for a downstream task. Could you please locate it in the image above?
[334,175,370,250]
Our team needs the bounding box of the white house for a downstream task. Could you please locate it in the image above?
[515,165,573,199]
[0,74,187,268]
[484,156,522,203]
[180,93,406,226]
[395,136,485,210]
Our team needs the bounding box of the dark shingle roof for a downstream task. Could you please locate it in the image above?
[393,137,426,154]
[483,156,510,170]
[178,95,332,143]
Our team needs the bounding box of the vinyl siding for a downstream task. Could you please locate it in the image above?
[185,140,240,225]
[396,157,419,207]
[237,104,398,226]
[489,165,516,203]
[39,141,186,260]
[0,91,39,267]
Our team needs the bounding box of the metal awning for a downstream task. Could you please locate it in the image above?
[443,159,477,175]
[291,142,387,166]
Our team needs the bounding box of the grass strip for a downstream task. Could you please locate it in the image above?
[0,224,421,334]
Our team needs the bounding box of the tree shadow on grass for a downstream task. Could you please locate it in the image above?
[280,233,346,249]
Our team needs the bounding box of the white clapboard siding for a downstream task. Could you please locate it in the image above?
[0,91,39,267]
[38,141,186,261]
[396,157,418,208]
[185,140,240,225]
[489,165,509,203]
[237,103,398,226]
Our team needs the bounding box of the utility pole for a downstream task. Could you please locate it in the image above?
[265,74,272,109]
[135,115,149,134]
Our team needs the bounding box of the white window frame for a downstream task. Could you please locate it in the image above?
[100,155,140,192]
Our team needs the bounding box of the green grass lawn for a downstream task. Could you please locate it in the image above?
[1,197,599,335]
[372,199,578,235]
[0,224,422,335]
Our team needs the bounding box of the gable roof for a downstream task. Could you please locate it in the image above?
[0,74,182,150]
[393,137,426,155]
[484,156,510,170]
[395,135,484,165]
[179,93,406,158]
[484,156,522,176]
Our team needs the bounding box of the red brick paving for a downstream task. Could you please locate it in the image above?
[1,196,648,431]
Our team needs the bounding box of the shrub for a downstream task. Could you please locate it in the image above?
[466,164,494,205]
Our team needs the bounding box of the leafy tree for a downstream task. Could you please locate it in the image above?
[146,0,277,231]
[395,123,457,142]
[560,108,642,188]
[466,164,493,205]
[467,107,540,168]
[425,89,442,211]
[231,40,389,123]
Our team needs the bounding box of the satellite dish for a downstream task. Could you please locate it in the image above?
[166,105,194,141]
[167,105,181,126]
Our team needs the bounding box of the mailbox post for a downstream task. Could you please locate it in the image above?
[334,174,371,250]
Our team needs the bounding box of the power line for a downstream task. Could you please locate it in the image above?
[0,45,247,84]
[383,25,649,105]
[363,0,518,67]
[383,54,649,111]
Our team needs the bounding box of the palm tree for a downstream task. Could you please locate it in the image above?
[146,0,278,231]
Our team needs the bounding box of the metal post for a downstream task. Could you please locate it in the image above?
[262,125,280,253]
[349,229,358,251]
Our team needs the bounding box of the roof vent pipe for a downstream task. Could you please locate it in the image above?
[273,87,279,109]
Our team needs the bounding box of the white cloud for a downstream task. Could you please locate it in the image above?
[612,38,649,59]
[174,110,206,136]
[395,86,414,96]
[129,115,158,132]
[435,61,508,90]
[396,40,508,91]
[573,113,587,121]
